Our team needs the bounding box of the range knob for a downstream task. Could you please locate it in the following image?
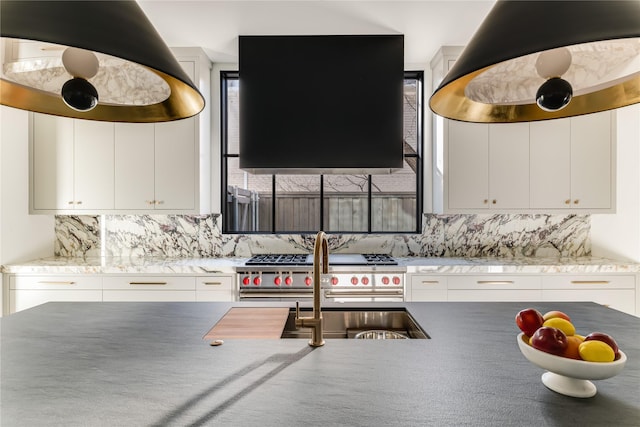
[382,276,390,285]
[253,276,261,286]
[361,276,370,285]
[331,276,339,286]
[285,276,293,286]
[392,276,401,285]
[242,276,250,286]
[274,276,282,286]
[351,276,359,285]
[304,276,313,286]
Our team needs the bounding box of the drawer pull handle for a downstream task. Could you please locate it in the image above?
[38,281,76,285]
[477,281,514,285]
[570,280,610,285]
[203,281,223,286]
[420,281,441,285]
[129,281,167,285]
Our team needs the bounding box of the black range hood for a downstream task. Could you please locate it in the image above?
[238,35,405,175]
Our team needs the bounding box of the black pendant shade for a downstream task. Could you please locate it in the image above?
[1,0,205,122]
[429,0,640,123]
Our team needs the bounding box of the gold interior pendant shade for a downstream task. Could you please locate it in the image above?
[429,0,640,123]
[0,0,205,122]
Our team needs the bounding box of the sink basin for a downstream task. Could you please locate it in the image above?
[280,307,429,339]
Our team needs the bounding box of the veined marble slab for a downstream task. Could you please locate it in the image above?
[2,256,638,275]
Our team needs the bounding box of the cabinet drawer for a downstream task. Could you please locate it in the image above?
[102,290,195,302]
[410,275,447,291]
[10,275,102,290]
[103,276,196,290]
[448,275,541,290]
[196,290,235,302]
[448,289,542,302]
[542,289,635,316]
[542,275,635,290]
[195,275,234,290]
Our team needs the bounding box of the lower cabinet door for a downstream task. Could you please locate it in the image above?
[11,290,102,313]
[102,290,195,302]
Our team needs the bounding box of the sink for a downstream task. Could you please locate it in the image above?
[280,307,429,339]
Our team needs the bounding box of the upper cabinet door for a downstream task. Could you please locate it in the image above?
[570,112,612,209]
[530,119,572,209]
[73,120,114,210]
[114,123,155,210]
[446,120,489,209]
[488,123,529,209]
[31,114,74,210]
[154,118,196,210]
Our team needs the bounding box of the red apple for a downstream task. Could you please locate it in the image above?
[515,308,544,336]
[584,332,620,358]
[542,310,571,322]
[530,326,568,356]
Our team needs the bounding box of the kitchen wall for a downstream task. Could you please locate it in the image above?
[54,212,590,258]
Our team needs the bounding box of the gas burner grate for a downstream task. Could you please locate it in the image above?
[362,254,398,265]
[245,254,311,265]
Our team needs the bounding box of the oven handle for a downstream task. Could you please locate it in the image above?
[239,292,313,299]
[324,290,404,298]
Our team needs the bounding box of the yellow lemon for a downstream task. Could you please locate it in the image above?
[543,317,576,336]
[579,340,615,362]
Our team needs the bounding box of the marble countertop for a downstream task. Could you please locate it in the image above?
[2,301,639,426]
[2,255,639,275]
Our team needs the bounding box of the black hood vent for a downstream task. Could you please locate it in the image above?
[238,35,405,175]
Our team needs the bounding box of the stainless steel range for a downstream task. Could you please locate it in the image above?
[236,254,405,302]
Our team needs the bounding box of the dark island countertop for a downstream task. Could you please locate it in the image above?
[1,301,639,426]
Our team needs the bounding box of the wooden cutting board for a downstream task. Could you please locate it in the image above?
[204,307,290,339]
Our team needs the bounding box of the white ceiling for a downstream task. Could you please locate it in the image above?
[138,0,495,65]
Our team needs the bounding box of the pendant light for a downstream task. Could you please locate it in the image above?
[1,0,205,122]
[429,0,640,123]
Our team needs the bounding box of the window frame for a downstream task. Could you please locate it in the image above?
[221,70,423,234]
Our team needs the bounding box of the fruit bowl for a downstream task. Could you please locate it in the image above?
[517,333,627,398]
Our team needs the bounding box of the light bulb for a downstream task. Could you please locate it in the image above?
[62,47,99,79]
[535,47,572,79]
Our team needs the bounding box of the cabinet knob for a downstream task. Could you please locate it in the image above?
[483,199,488,204]
[146,200,155,205]
[76,201,82,205]
[156,200,164,205]
[68,201,74,205]
[565,199,571,205]
[573,199,580,204]
[492,199,497,204]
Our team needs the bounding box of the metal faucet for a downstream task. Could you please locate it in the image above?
[295,231,328,347]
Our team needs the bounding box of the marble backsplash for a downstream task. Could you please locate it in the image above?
[54,213,590,258]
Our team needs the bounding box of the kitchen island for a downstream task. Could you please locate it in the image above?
[1,301,638,426]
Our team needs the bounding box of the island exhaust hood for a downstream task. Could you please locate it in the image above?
[238,35,405,175]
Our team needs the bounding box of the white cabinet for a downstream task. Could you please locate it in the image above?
[409,275,447,301]
[541,275,635,315]
[29,47,211,214]
[195,275,235,301]
[114,119,197,210]
[9,275,102,313]
[406,271,636,316]
[114,123,155,209]
[154,119,196,210]
[530,112,613,210]
[102,276,196,302]
[447,121,489,209]
[447,275,542,302]
[446,121,529,210]
[31,115,114,212]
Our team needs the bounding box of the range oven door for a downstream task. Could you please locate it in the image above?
[238,289,313,302]
[323,288,404,303]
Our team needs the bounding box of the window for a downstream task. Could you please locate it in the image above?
[222,71,422,234]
